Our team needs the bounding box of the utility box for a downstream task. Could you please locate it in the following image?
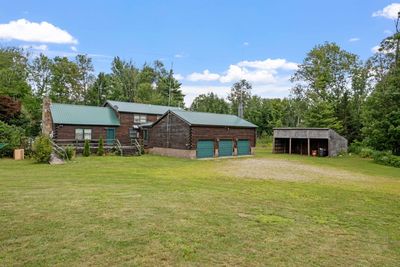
[14,149,24,160]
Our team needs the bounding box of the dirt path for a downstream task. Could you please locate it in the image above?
[218,158,373,183]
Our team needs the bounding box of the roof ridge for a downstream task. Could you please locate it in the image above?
[107,100,179,109]
[174,109,239,117]
[52,103,110,109]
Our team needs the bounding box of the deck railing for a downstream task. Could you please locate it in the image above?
[54,139,116,147]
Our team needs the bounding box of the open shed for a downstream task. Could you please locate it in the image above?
[273,128,347,157]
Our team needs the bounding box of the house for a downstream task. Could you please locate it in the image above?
[42,99,257,158]
[147,110,257,159]
[44,99,179,155]
[272,128,347,157]
[103,100,181,145]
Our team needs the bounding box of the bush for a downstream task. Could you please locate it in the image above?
[83,139,90,157]
[97,136,104,156]
[63,145,76,160]
[0,121,23,157]
[372,151,400,168]
[32,135,52,163]
[359,148,374,158]
[348,141,364,154]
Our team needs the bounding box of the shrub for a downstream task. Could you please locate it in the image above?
[32,135,52,163]
[348,141,364,154]
[63,145,76,160]
[0,121,23,157]
[83,139,90,157]
[97,136,104,156]
[359,148,374,158]
[373,151,400,168]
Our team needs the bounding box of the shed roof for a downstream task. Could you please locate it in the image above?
[274,127,330,131]
[50,103,120,126]
[105,100,181,115]
[172,110,257,128]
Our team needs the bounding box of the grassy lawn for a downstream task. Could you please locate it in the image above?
[0,148,399,266]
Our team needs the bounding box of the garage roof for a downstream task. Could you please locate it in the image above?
[50,103,120,126]
[172,110,257,128]
[105,100,181,115]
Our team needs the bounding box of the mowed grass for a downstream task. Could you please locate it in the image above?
[0,148,399,266]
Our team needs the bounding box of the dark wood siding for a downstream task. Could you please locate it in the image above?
[116,112,159,145]
[191,126,256,149]
[116,112,133,145]
[148,112,191,149]
[54,124,112,140]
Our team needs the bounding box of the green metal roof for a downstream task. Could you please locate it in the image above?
[172,110,257,128]
[105,100,182,115]
[50,103,120,126]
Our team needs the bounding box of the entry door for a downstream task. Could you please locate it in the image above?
[237,139,250,155]
[219,139,233,157]
[106,128,115,145]
[197,140,214,158]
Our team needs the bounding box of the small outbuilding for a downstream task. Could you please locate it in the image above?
[147,110,257,159]
[273,128,347,157]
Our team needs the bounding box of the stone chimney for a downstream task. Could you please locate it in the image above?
[41,97,53,136]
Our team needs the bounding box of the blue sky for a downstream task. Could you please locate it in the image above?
[1,1,399,105]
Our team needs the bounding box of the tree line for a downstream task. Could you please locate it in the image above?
[0,30,399,155]
[190,36,399,155]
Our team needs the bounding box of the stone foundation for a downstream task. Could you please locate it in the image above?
[148,147,196,159]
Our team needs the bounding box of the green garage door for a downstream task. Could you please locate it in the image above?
[197,140,214,158]
[219,139,233,157]
[237,139,250,155]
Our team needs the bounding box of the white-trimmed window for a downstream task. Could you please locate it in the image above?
[134,114,147,124]
[75,129,92,140]
[75,129,83,140]
[84,129,92,140]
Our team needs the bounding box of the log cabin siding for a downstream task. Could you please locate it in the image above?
[148,113,191,149]
[116,112,159,145]
[190,126,256,149]
[54,124,112,140]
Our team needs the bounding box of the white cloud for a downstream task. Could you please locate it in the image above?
[371,44,396,54]
[371,45,381,53]
[174,73,184,80]
[349,37,360,42]
[185,58,298,85]
[181,58,298,105]
[372,3,400,19]
[237,58,298,71]
[70,46,77,52]
[0,19,78,44]
[181,78,293,106]
[174,53,184,58]
[243,42,249,46]
[187,69,220,81]
[21,44,48,51]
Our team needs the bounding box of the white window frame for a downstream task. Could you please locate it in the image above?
[84,129,92,140]
[134,114,147,124]
[75,128,92,140]
[75,129,83,140]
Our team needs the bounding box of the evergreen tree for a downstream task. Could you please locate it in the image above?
[97,136,104,156]
[83,140,90,157]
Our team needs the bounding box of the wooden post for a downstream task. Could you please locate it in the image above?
[289,138,292,154]
[272,138,275,153]
[307,138,310,156]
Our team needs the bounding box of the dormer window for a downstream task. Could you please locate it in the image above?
[134,114,147,124]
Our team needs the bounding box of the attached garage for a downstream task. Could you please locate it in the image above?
[197,140,214,158]
[148,110,257,159]
[218,139,233,157]
[237,139,250,155]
